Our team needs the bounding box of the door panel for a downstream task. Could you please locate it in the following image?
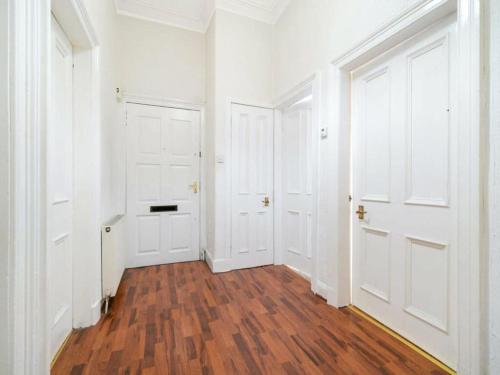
[351,18,457,368]
[48,16,73,360]
[231,104,274,270]
[282,105,313,278]
[406,38,450,206]
[127,104,200,267]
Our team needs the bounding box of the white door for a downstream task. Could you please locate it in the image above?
[231,104,274,270]
[282,102,313,278]
[126,104,201,268]
[351,18,457,368]
[48,16,73,360]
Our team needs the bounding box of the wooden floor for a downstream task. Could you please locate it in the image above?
[53,262,448,375]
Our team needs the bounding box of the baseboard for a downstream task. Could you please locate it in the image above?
[315,280,342,307]
[90,299,102,325]
[205,252,232,273]
[284,264,311,281]
[205,250,214,270]
[315,280,330,300]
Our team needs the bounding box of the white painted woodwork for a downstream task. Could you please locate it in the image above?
[231,104,274,269]
[126,104,201,268]
[282,101,313,278]
[114,0,290,32]
[48,16,74,360]
[351,19,458,368]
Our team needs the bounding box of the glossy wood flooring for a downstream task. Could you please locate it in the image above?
[53,262,448,375]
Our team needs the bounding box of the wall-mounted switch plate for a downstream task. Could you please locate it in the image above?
[321,127,328,139]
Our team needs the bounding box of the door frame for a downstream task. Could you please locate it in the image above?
[8,0,100,373]
[121,93,206,264]
[273,72,323,296]
[327,0,482,373]
[53,0,102,331]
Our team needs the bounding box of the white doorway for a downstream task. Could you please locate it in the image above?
[126,103,201,268]
[48,15,74,360]
[281,97,314,280]
[350,16,458,368]
[230,103,274,270]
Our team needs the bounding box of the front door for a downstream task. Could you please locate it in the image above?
[126,103,201,268]
[351,17,458,368]
[231,104,274,270]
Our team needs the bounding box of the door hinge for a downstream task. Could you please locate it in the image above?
[349,195,353,202]
[199,151,202,157]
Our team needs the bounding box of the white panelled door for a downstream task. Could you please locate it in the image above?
[351,18,457,368]
[231,104,274,270]
[126,104,201,268]
[48,16,74,360]
[282,104,313,278]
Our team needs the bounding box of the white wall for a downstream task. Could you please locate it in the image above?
[272,0,424,292]
[487,0,500,372]
[0,1,10,372]
[82,0,121,224]
[209,9,273,263]
[63,0,120,328]
[117,16,205,103]
[205,16,216,258]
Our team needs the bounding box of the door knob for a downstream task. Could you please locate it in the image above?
[356,205,367,220]
[262,196,270,207]
[189,181,198,194]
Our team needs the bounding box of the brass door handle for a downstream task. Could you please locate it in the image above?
[262,197,270,207]
[356,205,367,220]
[189,181,198,194]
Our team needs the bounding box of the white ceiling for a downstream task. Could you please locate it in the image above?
[114,0,291,32]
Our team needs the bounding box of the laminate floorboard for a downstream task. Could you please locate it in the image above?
[52,262,449,375]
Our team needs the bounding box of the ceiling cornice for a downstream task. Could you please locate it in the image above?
[114,0,290,33]
[115,0,208,33]
[216,0,290,25]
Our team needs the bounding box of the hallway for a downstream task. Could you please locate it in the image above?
[53,262,448,374]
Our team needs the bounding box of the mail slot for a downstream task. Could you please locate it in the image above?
[150,205,178,213]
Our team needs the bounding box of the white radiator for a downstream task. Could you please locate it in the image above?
[101,215,126,299]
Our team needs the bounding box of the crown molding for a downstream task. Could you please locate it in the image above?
[115,0,207,33]
[214,0,290,24]
[270,0,290,23]
[114,0,290,33]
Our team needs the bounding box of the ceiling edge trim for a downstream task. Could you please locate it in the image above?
[271,0,290,24]
[114,0,290,33]
[115,8,206,33]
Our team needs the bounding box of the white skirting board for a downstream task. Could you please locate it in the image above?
[205,251,233,273]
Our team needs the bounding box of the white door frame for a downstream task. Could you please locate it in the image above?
[121,93,206,260]
[273,72,323,295]
[8,0,100,373]
[327,0,482,373]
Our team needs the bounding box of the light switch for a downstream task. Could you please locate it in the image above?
[321,127,328,139]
